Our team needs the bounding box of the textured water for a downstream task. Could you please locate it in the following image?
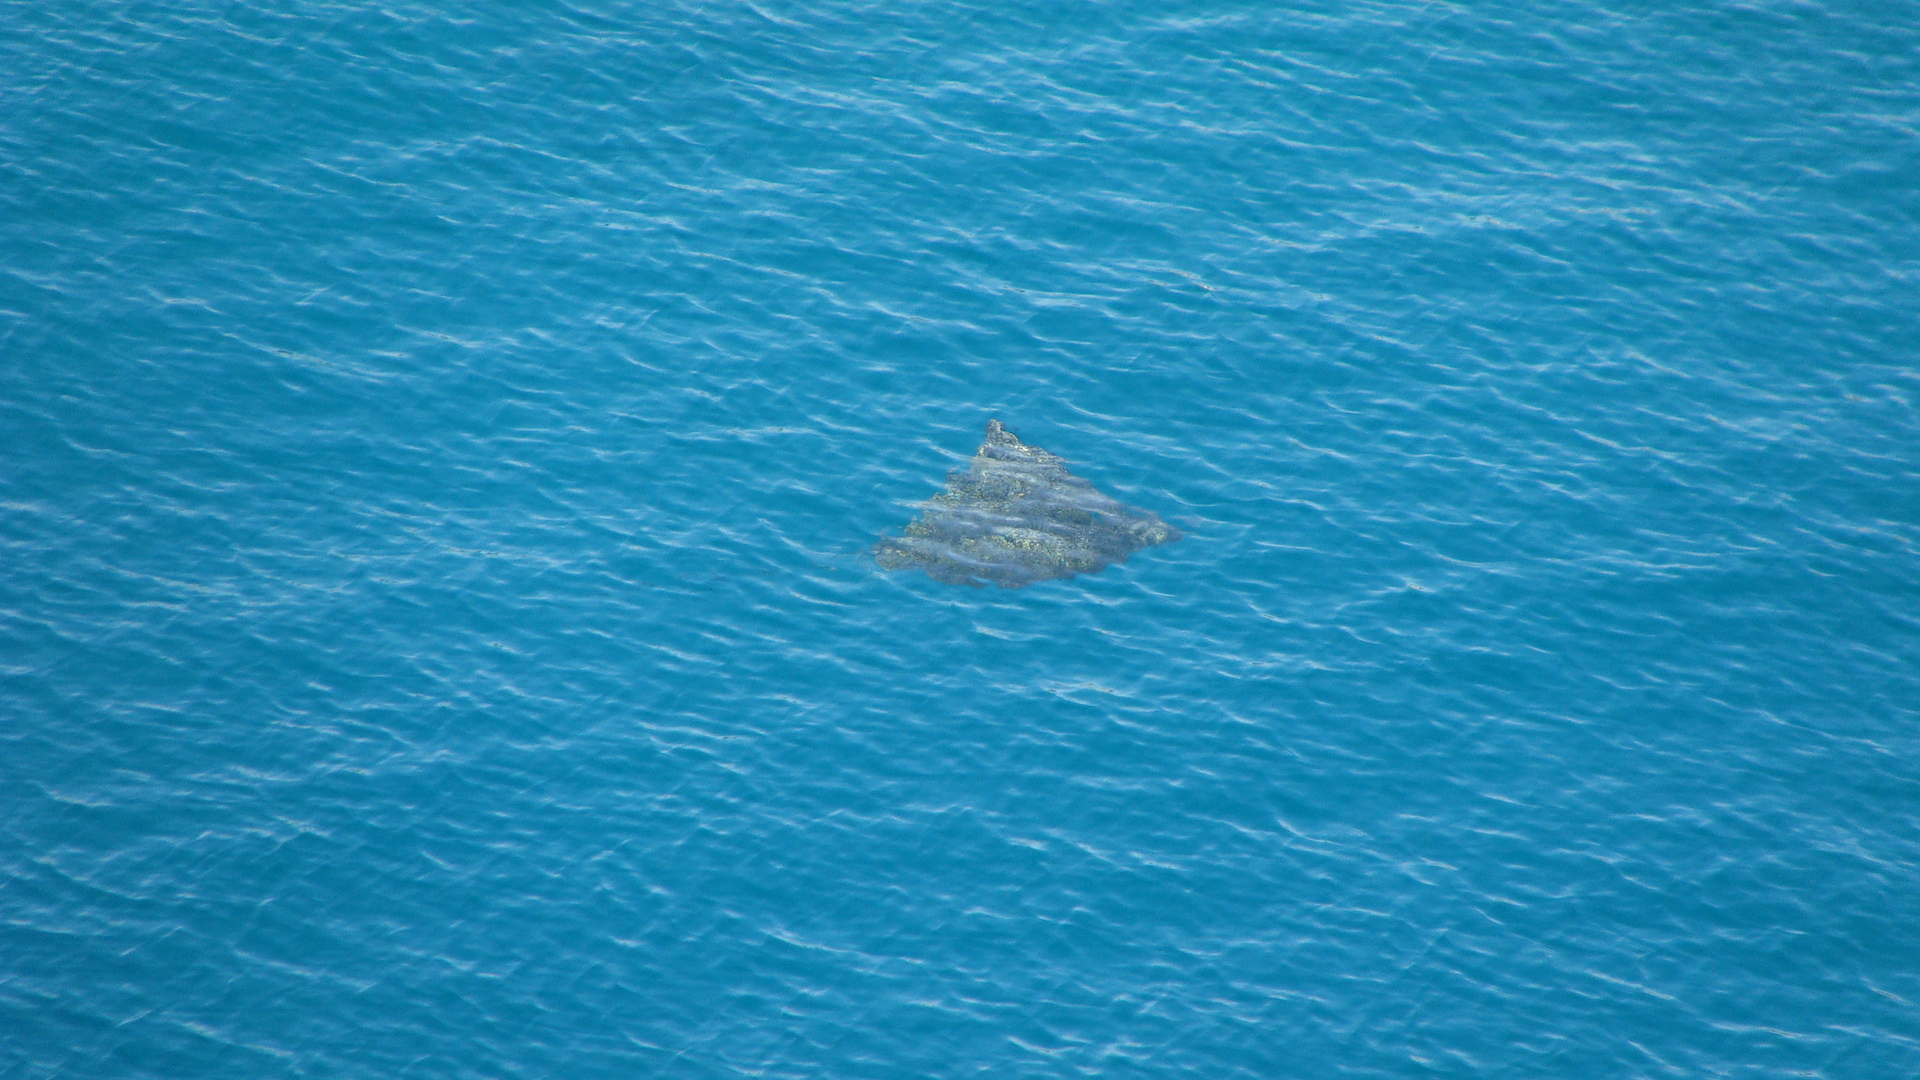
[4,1,1918,1077]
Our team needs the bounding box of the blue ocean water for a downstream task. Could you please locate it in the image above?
[4,0,1918,1076]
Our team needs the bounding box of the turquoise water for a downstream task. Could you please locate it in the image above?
[4,1,1918,1076]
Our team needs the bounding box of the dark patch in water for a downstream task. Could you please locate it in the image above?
[873,420,1182,589]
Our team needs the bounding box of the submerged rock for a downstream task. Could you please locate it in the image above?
[873,419,1182,588]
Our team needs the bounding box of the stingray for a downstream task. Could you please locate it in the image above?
[872,419,1183,588]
